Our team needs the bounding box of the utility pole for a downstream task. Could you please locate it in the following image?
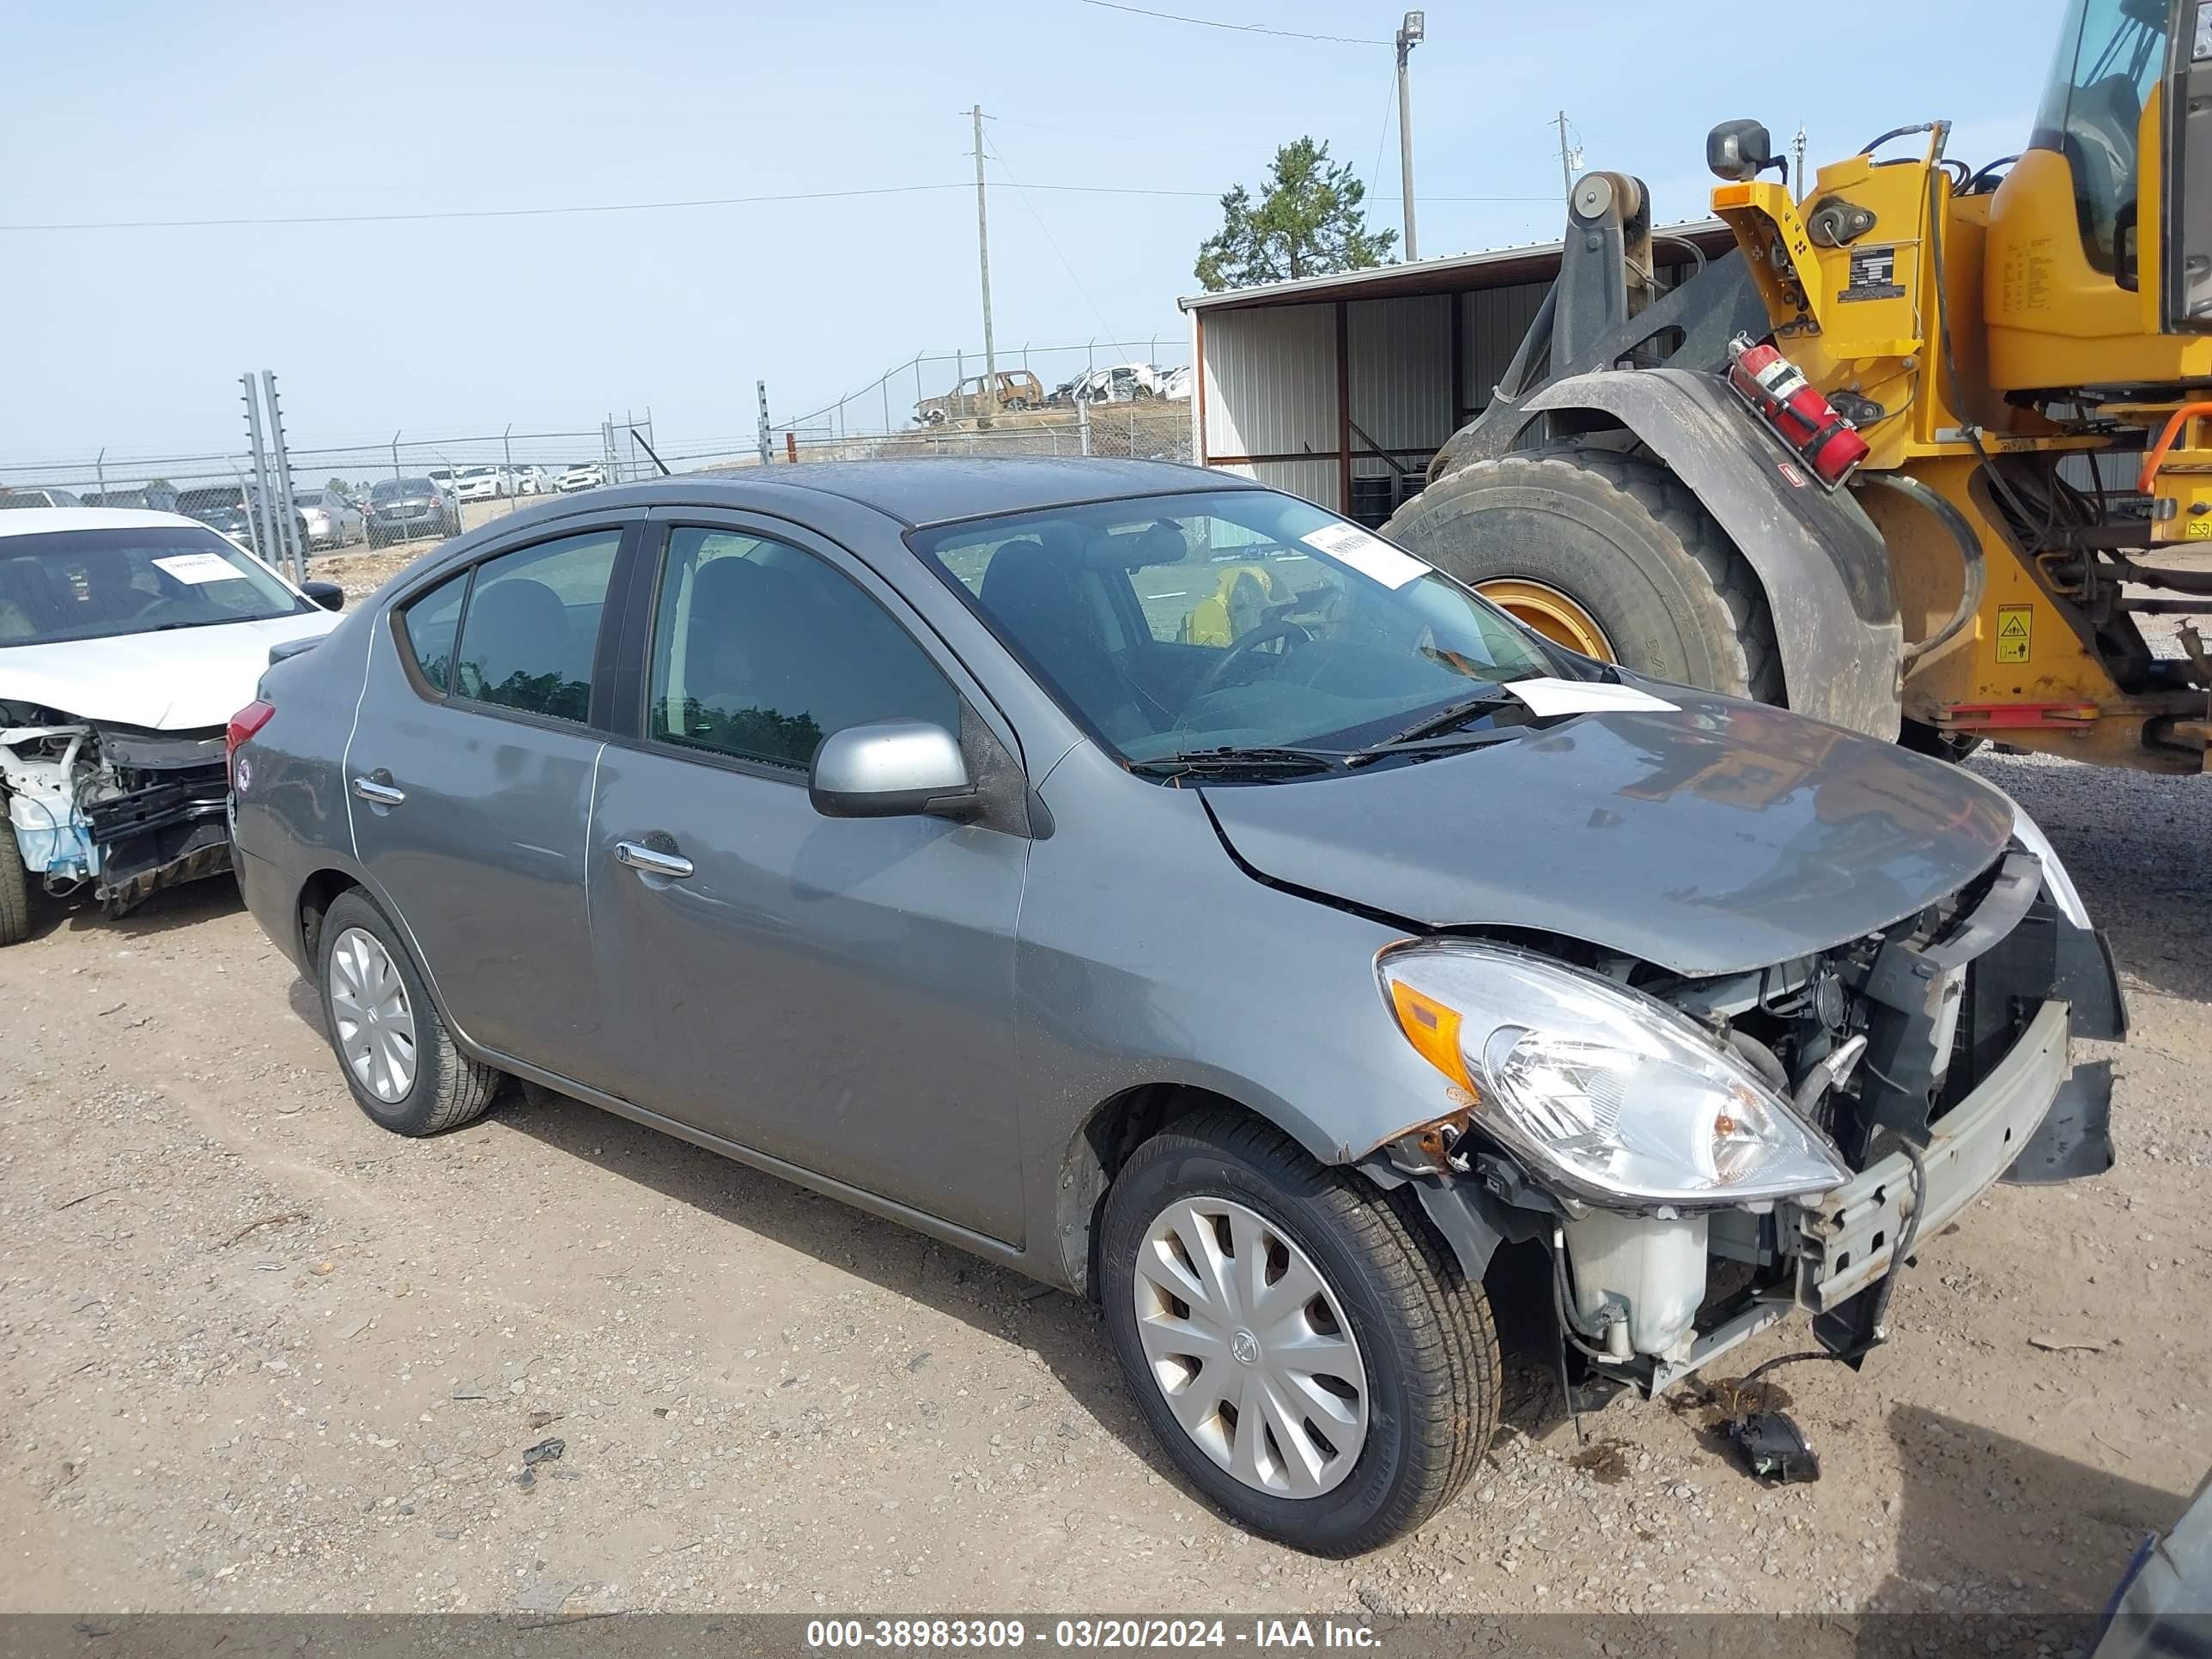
[1395,11,1424,261]
[1554,110,1578,197]
[971,105,1000,424]
[240,374,279,572]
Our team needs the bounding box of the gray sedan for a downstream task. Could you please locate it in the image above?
[228,459,2123,1554]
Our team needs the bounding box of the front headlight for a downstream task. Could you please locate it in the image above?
[1379,942,1850,1212]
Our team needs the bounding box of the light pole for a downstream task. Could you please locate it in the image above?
[1395,10,1424,262]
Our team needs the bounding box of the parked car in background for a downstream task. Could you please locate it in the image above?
[915,369,1046,425]
[453,466,507,502]
[292,489,365,550]
[0,507,344,943]
[174,484,307,561]
[1057,362,1167,405]
[81,484,184,514]
[0,487,86,510]
[555,463,605,493]
[508,465,551,496]
[231,459,2122,1555]
[363,477,460,548]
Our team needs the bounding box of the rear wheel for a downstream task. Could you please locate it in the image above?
[1099,1110,1498,1555]
[316,890,500,1136]
[0,819,30,947]
[1388,447,1784,703]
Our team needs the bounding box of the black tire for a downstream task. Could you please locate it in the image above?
[1387,446,1785,704]
[0,817,29,947]
[316,889,500,1136]
[1099,1109,1499,1556]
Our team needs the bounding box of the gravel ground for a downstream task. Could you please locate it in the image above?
[2,543,2206,1620]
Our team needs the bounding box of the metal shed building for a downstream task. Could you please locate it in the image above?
[1179,225,1732,520]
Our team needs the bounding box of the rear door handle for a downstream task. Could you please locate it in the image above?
[350,775,405,807]
[614,839,694,879]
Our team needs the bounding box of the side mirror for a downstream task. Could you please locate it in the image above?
[808,720,974,819]
[301,580,345,612]
[1707,118,1778,184]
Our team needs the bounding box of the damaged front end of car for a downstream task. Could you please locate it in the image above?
[2,702,234,916]
[1365,813,2125,1401]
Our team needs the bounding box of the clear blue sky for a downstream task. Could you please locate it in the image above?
[4,0,2060,463]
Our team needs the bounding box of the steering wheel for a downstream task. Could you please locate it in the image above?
[1193,619,1313,700]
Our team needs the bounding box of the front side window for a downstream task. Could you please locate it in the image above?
[910,489,1559,764]
[450,530,620,722]
[0,526,307,646]
[647,527,958,769]
[2033,0,2172,275]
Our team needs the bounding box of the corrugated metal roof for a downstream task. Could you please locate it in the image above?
[1178,221,1733,313]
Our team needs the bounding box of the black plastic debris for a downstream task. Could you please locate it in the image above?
[522,1437,566,1467]
[1725,1410,1821,1483]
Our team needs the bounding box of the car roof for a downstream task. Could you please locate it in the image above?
[658,457,1258,529]
[0,507,215,538]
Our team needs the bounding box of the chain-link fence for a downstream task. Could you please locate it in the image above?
[0,336,1195,568]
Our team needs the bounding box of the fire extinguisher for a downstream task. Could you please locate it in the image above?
[1725,335,1871,488]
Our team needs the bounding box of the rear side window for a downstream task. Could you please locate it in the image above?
[401,570,469,693]
[453,530,621,722]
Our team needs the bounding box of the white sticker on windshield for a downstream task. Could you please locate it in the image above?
[1301,520,1431,589]
[152,552,245,585]
[1505,677,1680,717]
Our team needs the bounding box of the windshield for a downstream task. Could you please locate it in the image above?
[909,489,1564,765]
[0,526,307,646]
[2033,0,2173,274]
[372,477,433,501]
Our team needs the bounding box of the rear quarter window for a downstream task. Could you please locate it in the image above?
[400,570,470,694]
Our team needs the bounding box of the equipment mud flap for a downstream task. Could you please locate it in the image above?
[1448,367,1905,740]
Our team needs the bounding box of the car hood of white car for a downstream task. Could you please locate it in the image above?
[0,609,343,731]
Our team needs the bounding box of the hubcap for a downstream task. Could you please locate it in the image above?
[1133,1198,1369,1498]
[1477,578,1617,660]
[327,927,417,1104]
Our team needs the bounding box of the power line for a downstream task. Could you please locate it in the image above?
[0,183,968,233]
[3,178,1553,234]
[1074,0,1388,46]
[986,139,1117,339]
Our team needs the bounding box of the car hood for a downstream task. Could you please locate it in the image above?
[1200,692,2018,976]
[0,611,342,730]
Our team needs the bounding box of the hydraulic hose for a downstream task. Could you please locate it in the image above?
[1858,471,1988,666]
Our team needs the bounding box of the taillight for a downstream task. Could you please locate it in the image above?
[227,698,275,787]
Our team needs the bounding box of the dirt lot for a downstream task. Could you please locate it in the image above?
[2,538,2207,1620]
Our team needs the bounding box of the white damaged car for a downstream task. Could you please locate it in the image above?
[0,508,344,942]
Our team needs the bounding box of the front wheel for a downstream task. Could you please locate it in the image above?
[1099,1111,1498,1555]
[1387,447,1784,703]
[0,819,30,946]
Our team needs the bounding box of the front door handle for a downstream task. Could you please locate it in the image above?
[350,774,406,807]
[614,839,694,880]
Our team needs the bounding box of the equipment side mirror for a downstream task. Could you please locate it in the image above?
[808,720,975,819]
[1707,119,1779,184]
[301,580,345,611]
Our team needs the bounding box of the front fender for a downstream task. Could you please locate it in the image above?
[1454,367,1905,741]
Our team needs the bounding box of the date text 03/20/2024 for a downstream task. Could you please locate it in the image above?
[803,1620,1383,1650]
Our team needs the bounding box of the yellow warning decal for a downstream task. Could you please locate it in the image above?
[1996,605,2032,664]
[2187,517,2212,540]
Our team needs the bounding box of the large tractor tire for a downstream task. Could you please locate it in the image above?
[1387,447,1785,705]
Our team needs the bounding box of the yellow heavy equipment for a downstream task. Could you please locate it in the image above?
[1387,0,2212,771]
